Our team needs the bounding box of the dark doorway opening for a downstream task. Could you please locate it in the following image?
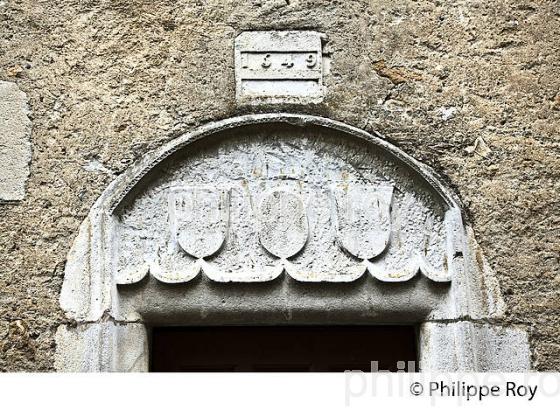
[150,326,417,372]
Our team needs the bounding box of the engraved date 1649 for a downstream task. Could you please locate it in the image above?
[241,52,317,70]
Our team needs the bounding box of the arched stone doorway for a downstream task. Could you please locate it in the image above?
[54,114,530,372]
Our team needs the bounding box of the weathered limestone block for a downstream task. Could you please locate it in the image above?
[235,31,327,104]
[419,321,531,372]
[0,81,32,201]
[55,322,148,372]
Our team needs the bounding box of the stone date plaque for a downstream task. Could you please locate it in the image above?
[235,31,326,104]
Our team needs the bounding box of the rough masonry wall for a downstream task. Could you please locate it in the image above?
[0,0,558,371]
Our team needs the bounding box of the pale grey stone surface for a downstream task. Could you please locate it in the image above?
[419,321,531,372]
[171,187,230,259]
[258,189,308,259]
[235,31,326,104]
[335,185,393,261]
[111,117,457,287]
[0,81,31,201]
[55,322,148,372]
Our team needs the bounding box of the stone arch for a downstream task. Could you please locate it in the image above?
[55,114,530,372]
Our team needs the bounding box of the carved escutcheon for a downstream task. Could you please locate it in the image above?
[333,184,394,260]
[258,189,309,259]
[169,187,230,259]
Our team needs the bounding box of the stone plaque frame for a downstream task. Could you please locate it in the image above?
[234,31,326,104]
[55,114,530,372]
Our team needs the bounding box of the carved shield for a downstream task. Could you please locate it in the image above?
[258,189,309,259]
[333,184,393,260]
[169,187,230,259]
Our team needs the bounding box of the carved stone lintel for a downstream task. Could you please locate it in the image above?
[57,114,524,373]
[62,115,505,319]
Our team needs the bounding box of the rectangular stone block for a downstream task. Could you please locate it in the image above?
[419,321,531,372]
[235,31,326,104]
[55,322,149,372]
[0,81,32,201]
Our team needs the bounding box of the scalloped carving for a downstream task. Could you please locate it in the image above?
[114,157,454,285]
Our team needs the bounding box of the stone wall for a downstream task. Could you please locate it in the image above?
[0,0,558,371]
